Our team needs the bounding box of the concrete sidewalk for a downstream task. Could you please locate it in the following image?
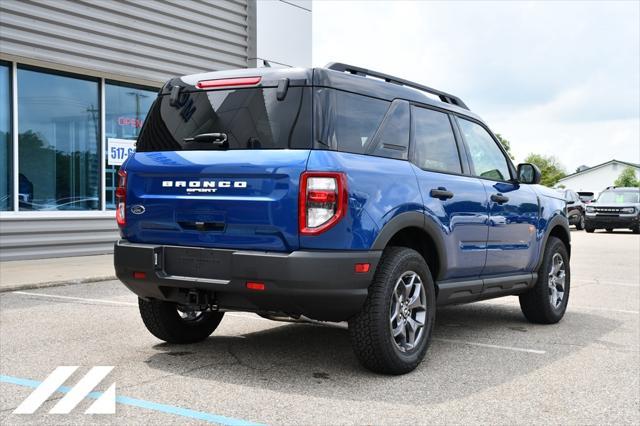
[0,254,115,292]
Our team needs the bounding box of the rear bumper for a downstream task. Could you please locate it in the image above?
[585,215,639,229]
[114,240,381,321]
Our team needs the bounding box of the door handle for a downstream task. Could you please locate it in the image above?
[491,193,509,204]
[430,187,454,200]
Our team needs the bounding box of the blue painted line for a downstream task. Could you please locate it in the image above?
[0,374,264,426]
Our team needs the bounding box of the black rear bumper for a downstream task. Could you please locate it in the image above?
[114,240,381,321]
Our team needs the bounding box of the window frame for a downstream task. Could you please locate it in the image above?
[408,102,470,177]
[452,114,517,183]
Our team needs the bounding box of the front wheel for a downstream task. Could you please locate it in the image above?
[575,214,585,230]
[519,236,570,324]
[138,298,224,344]
[349,247,436,375]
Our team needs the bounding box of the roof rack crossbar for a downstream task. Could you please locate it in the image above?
[325,62,469,110]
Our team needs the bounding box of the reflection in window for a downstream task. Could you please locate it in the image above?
[458,118,510,181]
[18,68,100,210]
[412,107,461,173]
[105,82,156,209]
[0,63,11,210]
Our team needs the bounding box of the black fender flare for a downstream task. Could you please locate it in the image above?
[535,213,571,271]
[371,211,448,280]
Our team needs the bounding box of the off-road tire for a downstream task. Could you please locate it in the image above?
[348,247,436,375]
[139,298,224,343]
[519,236,570,324]
[575,214,585,230]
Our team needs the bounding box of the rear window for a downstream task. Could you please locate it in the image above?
[315,88,390,154]
[136,87,312,151]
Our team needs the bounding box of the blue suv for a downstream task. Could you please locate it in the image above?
[114,63,571,374]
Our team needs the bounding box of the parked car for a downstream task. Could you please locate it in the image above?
[559,189,586,230]
[585,187,640,233]
[114,63,571,374]
[577,191,595,204]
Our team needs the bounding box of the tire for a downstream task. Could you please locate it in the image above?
[519,236,570,324]
[348,247,436,375]
[585,227,595,233]
[633,226,640,234]
[575,214,585,230]
[606,228,613,233]
[138,298,224,344]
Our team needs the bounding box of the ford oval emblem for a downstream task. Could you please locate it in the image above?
[130,205,145,215]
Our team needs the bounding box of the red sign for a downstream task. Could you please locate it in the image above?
[118,117,143,128]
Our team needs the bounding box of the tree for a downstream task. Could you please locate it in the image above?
[523,153,567,187]
[614,166,640,187]
[495,133,515,160]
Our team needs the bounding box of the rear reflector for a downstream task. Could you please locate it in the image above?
[354,263,370,273]
[196,76,261,89]
[133,271,146,279]
[246,281,265,291]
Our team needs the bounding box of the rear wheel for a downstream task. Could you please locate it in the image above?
[519,236,570,324]
[138,298,224,343]
[349,247,436,375]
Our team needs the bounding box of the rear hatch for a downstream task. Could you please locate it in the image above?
[121,70,313,252]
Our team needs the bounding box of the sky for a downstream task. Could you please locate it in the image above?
[312,0,640,173]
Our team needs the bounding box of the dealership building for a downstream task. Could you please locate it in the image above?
[0,0,311,260]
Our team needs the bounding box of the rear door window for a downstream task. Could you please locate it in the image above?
[136,87,312,151]
[314,88,389,154]
[411,106,462,173]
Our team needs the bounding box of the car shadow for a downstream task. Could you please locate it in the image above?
[143,302,622,405]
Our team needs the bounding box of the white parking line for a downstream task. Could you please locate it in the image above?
[574,279,639,288]
[571,305,640,315]
[433,338,546,354]
[11,291,137,306]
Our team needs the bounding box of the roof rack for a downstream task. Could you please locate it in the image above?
[325,62,469,110]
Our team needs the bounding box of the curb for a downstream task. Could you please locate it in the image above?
[0,276,117,293]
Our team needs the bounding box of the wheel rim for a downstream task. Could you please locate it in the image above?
[580,216,585,228]
[389,271,427,352]
[177,308,204,322]
[548,253,566,309]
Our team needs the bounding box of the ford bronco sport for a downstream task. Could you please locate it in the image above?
[585,187,640,233]
[114,63,571,374]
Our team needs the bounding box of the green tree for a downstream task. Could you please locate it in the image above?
[613,166,640,187]
[523,153,567,187]
[495,133,515,160]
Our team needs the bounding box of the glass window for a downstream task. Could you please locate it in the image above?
[458,118,511,181]
[0,63,11,211]
[314,88,389,154]
[105,82,156,209]
[412,106,461,173]
[137,86,312,153]
[369,100,410,160]
[18,68,100,210]
[598,190,639,204]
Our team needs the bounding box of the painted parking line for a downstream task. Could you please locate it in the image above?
[433,338,546,354]
[11,291,138,307]
[0,374,263,426]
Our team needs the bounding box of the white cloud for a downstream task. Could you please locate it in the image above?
[312,0,640,171]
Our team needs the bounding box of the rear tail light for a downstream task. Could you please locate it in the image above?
[115,169,127,227]
[299,172,347,235]
[196,76,261,89]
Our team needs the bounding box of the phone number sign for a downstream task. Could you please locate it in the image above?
[107,138,135,166]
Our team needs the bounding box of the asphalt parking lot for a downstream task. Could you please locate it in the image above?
[1,229,638,425]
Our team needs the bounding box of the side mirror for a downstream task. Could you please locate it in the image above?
[517,163,541,184]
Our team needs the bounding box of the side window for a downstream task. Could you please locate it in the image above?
[458,118,511,181]
[315,88,389,154]
[411,106,461,173]
[369,100,410,160]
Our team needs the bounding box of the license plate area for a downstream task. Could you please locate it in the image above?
[163,247,231,280]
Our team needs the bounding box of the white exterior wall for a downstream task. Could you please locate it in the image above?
[255,0,312,67]
[557,162,640,195]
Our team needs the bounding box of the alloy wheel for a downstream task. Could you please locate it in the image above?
[389,271,427,352]
[548,253,566,309]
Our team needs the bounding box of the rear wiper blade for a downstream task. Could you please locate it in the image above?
[184,133,228,147]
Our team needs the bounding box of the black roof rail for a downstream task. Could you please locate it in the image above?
[325,62,469,110]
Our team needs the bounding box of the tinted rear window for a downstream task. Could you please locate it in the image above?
[137,87,312,151]
[315,88,390,154]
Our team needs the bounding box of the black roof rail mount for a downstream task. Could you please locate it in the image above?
[325,62,469,110]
